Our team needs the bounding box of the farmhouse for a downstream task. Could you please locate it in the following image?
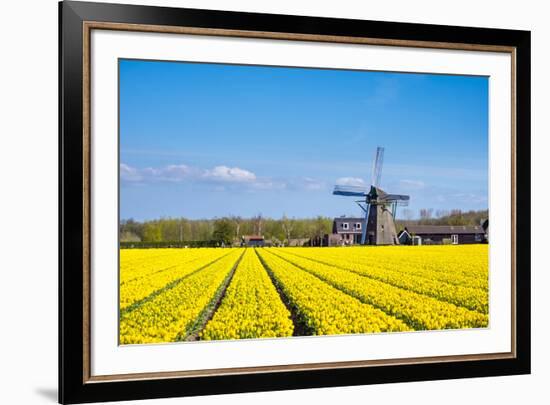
[397,225,487,245]
[331,217,365,245]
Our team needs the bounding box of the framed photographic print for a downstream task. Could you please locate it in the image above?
[59,1,531,403]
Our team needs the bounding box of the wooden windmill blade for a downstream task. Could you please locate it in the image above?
[332,185,369,196]
[371,146,385,188]
[384,194,409,201]
[382,194,410,206]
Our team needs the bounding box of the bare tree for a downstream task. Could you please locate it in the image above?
[253,213,263,235]
[419,208,434,223]
[281,214,294,245]
[231,215,243,240]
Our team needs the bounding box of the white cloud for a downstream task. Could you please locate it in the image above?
[335,177,367,187]
[163,164,192,177]
[120,163,142,182]
[203,165,256,183]
[121,163,254,184]
[121,164,194,183]
[156,164,193,182]
[120,163,331,193]
[120,162,288,191]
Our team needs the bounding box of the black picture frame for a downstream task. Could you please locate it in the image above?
[59,1,531,403]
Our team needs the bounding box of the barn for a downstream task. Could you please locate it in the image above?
[397,225,487,245]
[241,235,265,247]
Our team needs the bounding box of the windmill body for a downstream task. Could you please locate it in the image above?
[364,186,402,245]
[333,147,410,245]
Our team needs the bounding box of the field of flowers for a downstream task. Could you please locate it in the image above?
[119,245,488,344]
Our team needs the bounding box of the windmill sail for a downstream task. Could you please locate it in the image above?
[371,147,384,188]
[381,194,410,206]
[383,194,410,201]
[333,185,369,196]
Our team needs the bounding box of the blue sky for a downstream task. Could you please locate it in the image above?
[119,59,488,221]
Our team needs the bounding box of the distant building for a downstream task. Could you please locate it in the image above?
[241,235,265,247]
[331,217,365,245]
[287,238,311,247]
[397,225,487,245]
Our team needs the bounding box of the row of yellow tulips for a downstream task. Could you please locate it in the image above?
[201,249,294,340]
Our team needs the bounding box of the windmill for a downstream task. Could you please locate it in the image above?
[333,147,410,245]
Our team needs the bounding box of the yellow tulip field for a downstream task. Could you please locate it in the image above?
[119,245,488,344]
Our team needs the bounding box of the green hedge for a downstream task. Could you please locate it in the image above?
[120,240,223,249]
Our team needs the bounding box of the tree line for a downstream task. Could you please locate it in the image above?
[120,215,333,245]
[120,209,487,245]
[395,208,488,228]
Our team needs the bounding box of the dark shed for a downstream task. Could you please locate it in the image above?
[398,225,486,245]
